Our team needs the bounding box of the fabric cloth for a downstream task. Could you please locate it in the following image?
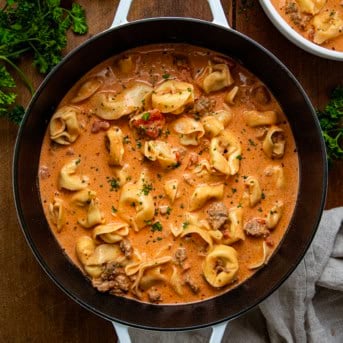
[128,208,343,343]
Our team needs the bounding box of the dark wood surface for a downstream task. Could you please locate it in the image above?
[0,1,342,342]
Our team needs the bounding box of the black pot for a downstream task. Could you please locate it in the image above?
[13,16,327,331]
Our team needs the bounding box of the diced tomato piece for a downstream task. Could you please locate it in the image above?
[131,109,165,139]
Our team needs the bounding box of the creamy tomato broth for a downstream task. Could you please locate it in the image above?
[271,0,343,51]
[39,44,299,304]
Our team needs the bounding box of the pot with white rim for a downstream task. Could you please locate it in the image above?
[259,0,343,61]
[13,0,327,342]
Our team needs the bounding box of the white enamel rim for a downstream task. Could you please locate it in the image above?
[259,0,343,61]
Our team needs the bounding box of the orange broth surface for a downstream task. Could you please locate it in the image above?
[39,44,299,304]
[271,0,343,52]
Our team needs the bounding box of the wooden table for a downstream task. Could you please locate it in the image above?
[1,1,342,341]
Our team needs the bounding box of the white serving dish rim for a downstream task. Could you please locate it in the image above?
[259,0,343,61]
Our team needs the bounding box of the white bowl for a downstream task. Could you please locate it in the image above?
[259,0,343,61]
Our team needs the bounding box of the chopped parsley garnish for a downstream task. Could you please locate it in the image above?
[107,177,120,191]
[236,155,243,160]
[75,158,81,165]
[261,192,266,200]
[151,221,163,232]
[142,112,150,121]
[248,139,256,146]
[111,206,118,213]
[166,206,172,215]
[141,182,153,195]
[162,73,170,79]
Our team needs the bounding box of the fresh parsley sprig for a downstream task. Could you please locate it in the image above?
[317,86,343,164]
[0,0,88,124]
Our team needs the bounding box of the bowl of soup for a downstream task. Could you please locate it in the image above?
[259,0,343,60]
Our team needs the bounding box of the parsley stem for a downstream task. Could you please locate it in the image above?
[0,56,34,94]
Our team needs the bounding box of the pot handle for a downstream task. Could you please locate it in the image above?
[112,320,229,343]
[110,0,230,29]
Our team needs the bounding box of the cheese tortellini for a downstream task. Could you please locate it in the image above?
[144,140,179,169]
[222,207,245,245]
[118,171,155,231]
[152,80,194,114]
[76,236,123,277]
[93,220,130,243]
[313,10,343,44]
[244,110,278,127]
[172,117,205,145]
[210,130,242,176]
[71,77,103,103]
[89,82,152,120]
[296,0,326,15]
[189,183,224,211]
[263,126,286,159]
[50,106,80,145]
[203,245,239,287]
[266,201,284,229]
[164,179,179,203]
[58,159,89,191]
[105,126,125,167]
[49,197,66,232]
[198,63,234,93]
[78,198,104,228]
[244,176,262,207]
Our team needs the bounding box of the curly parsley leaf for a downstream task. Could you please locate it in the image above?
[317,86,343,163]
[0,0,88,124]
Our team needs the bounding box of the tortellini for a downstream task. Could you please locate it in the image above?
[93,220,130,243]
[126,256,172,298]
[71,188,97,206]
[201,116,224,137]
[249,242,271,270]
[50,106,80,145]
[225,86,239,105]
[78,198,104,228]
[58,159,89,191]
[296,0,326,15]
[244,176,262,207]
[198,63,234,93]
[210,130,242,176]
[76,236,123,277]
[264,165,285,189]
[213,108,232,127]
[164,179,179,203]
[152,80,194,114]
[313,11,343,44]
[49,197,66,232]
[222,207,245,245]
[105,126,124,167]
[71,77,103,103]
[180,225,217,250]
[144,140,179,169]
[118,55,134,73]
[172,117,205,145]
[244,110,278,127]
[203,245,239,287]
[118,172,155,231]
[266,201,284,229]
[263,126,286,159]
[189,183,224,211]
[89,82,152,120]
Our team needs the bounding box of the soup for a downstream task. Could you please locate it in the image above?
[39,44,299,304]
[271,0,343,51]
